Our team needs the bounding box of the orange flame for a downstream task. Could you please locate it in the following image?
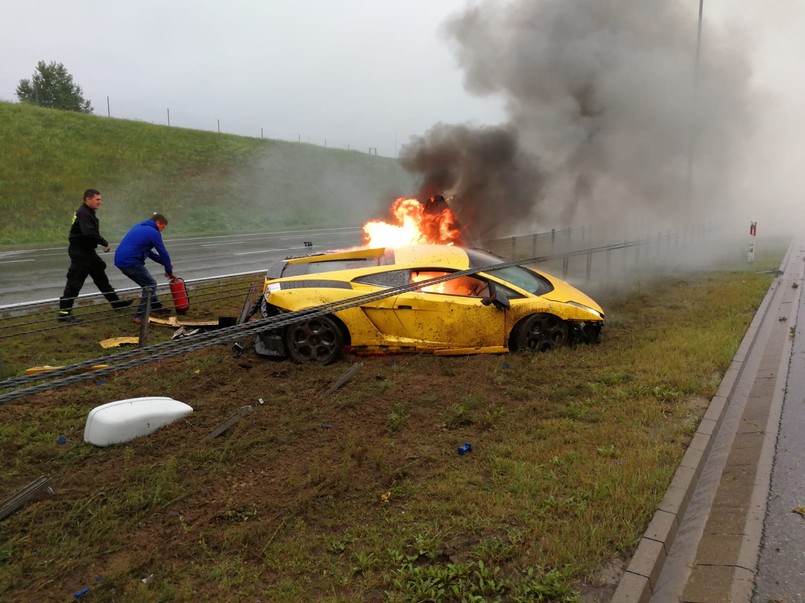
[362,197,464,248]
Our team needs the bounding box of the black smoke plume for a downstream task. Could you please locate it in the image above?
[399,0,754,236]
[399,123,543,243]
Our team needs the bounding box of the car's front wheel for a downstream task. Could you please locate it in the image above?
[513,313,568,352]
[284,315,344,364]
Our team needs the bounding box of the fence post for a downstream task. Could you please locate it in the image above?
[551,229,556,254]
[511,236,516,258]
[562,256,569,279]
[138,288,153,348]
[623,241,628,271]
[532,232,537,257]
[586,251,592,284]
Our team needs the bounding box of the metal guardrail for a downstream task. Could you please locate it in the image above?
[0,250,585,403]
[0,226,711,403]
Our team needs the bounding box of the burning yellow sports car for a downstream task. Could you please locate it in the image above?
[254,245,604,364]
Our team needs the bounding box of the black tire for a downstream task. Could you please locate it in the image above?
[284,315,344,364]
[513,313,568,352]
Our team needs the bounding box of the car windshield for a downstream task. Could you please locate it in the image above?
[467,248,554,296]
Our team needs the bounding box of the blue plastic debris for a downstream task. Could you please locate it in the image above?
[457,442,472,455]
[74,587,90,598]
[57,435,68,445]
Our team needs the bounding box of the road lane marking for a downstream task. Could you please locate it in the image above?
[233,248,287,256]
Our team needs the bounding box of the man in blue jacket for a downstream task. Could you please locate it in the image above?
[115,213,175,323]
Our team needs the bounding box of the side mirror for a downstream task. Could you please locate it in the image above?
[481,284,510,309]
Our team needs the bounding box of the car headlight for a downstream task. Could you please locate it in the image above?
[565,301,603,319]
[267,282,282,293]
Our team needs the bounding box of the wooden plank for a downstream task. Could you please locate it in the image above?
[238,281,259,325]
[203,405,254,442]
[318,362,363,398]
[0,476,53,521]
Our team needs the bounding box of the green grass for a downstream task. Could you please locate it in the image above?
[0,101,415,247]
[0,246,783,601]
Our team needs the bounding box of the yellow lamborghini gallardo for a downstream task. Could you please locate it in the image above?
[254,245,604,364]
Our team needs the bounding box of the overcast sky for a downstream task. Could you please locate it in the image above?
[1,1,801,157]
[0,0,509,157]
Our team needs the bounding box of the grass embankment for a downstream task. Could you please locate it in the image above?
[0,247,782,602]
[0,101,414,247]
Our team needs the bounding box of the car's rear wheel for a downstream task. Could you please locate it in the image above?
[284,315,344,364]
[514,313,568,352]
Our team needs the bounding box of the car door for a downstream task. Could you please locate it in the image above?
[392,272,507,348]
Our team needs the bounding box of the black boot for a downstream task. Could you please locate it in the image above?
[57,310,80,323]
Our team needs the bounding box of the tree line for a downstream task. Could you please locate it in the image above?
[15,60,93,113]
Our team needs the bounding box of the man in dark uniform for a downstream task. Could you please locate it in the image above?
[57,189,131,322]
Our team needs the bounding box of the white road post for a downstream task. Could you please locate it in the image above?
[748,221,757,263]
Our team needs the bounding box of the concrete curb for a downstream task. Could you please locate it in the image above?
[609,245,796,603]
[733,244,804,601]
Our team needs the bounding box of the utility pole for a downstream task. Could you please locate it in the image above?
[684,0,704,224]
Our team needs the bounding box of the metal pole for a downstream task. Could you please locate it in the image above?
[685,0,704,223]
[106,96,110,117]
[167,108,170,127]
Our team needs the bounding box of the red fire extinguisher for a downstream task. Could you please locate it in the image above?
[169,276,190,315]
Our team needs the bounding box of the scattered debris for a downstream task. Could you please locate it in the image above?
[779,316,788,321]
[84,397,194,447]
[457,442,472,456]
[24,364,109,375]
[57,435,68,445]
[73,587,90,598]
[238,281,259,325]
[379,491,391,503]
[149,316,220,328]
[171,326,200,340]
[318,362,363,398]
[794,506,805,518]
[99,336,139,349]
[203,405,254,442]
[304,241,313,247]
[0,476,54,522]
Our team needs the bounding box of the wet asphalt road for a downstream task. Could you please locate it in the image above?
[0,227,363,308]
[753,276,805,603]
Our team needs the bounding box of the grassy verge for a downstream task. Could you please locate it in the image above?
[0,101,414,247]
[0,250,782,602]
